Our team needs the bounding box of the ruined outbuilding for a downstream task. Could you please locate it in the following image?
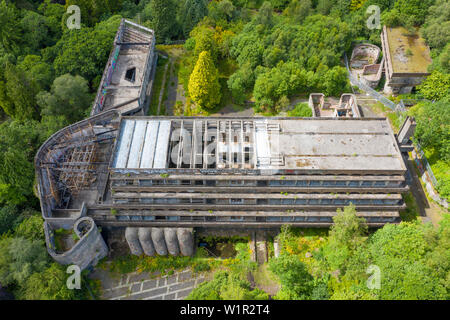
[381,26,432,94]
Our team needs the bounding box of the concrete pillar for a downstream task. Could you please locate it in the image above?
[151,228,168,256]
[138,227,155,256]
[274,238,281,258]
[164,228,180,256]
[176,228,194,257]
[125,227,143,256]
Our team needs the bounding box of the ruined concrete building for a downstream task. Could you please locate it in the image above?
[35,21,416,270]
[350,43,384,89]
[308,93,361,118]
[381,26,432,94]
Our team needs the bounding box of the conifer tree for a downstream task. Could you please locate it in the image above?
[188,51,221,110]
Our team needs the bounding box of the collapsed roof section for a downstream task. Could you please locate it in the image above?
[35,110,120,219]
[91,19,155,116]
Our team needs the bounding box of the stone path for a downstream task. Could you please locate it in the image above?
[90,268,210,300]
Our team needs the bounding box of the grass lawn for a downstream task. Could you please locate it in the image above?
[148,55,169,115]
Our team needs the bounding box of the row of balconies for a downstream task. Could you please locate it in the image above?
[111,179,405,188]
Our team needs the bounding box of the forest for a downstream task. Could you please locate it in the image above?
[0,0,448,300]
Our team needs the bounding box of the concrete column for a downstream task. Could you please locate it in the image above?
[164,228,180,256]
[176,228,194,257]
[151,228,168,256]
[125,227,143,256]
[138,227,155,256]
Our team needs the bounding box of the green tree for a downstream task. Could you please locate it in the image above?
[0,237,48,286]
[18,55,54,92]
[180,0,208,37]
[394,0,435,26]
[408,97,450,161]
[367,222,446,299]
[20,11,49,54]
[149,0,178,43]
[0,0,22,55]
[37,73,91,132]
[0,120,46,206]
[191,25,218,61]
[421,0,450,50]
[0,62,39,120]
[269,254,314,299]
[323,204,367,272]
[208,0,236,23]
[322,66,351,96]
[21,263,76,300]
[14,215,45,242]
[188,51,221,110]
[49,15,121,83]
[0,205,22,236]
[417,71,450,101]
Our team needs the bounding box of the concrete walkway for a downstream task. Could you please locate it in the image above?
[89,268,210,300]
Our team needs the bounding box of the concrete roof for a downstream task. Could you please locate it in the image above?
[383,26,432,75]
[111,117,405,173]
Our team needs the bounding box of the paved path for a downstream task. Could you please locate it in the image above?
[89,268,210,300]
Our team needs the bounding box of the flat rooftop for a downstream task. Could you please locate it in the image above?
[92,19,154,115]
[111,117,405,173]
[383,26,431,75]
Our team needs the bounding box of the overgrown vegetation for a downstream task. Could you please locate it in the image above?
[0,0,448,300]
[268,205,449,300]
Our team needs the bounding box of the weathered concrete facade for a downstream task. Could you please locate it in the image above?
[308,93,361,118]
[44,217,108,271]
[381,26,432,94]
[350,43,383,89]
[35,20,156,270]
[35,22,416,266]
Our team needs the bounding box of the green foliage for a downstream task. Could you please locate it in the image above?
[287,102,312,117]
[0,205,22,236]
[269,254,314,299]
[18,55,54,92]
[20,263,77,300]
[0,0,22,55]
[0,237,48,286]
[393,0,434,26]
[417,71,450,101]
[147,0,179,43]
[188,51,222,110]
[188,270,268,300]
[0,62,39,120]
[48,15,121,83]
[20,10,50,54]
[0,120,46,206]
[322,204,367,272]
[37,74,91,134]
[14,215,45,242]
[65,0,123,27]
[179,0,209,37]
[421,0,450,50]
[366,222,447,299]
[409,97,450,161]
[229,13,354,113]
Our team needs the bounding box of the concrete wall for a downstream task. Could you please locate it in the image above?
[45,217,108,271]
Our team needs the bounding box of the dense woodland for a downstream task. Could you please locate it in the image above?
[0,0,448,300]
